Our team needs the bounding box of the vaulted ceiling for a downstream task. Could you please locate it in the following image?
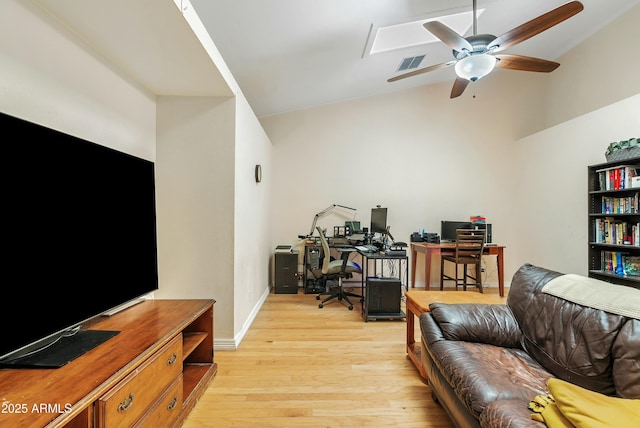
[191,0,639,117]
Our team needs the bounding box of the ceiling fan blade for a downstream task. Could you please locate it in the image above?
[387,61,455,83]
[495,54,560,72]
[487,1,584,53]
[450,77,470,98]
[424,21,473,53]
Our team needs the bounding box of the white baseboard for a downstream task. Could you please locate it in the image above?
[213,286,270,351]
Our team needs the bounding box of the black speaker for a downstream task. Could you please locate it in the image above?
[366,278,401,313]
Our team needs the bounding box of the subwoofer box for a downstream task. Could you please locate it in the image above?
[366,277,401,313]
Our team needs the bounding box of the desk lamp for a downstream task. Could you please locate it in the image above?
[307,204,357,237]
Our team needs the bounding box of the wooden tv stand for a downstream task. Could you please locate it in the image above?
[0,299,216,428]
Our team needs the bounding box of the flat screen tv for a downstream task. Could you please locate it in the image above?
[0,111,158,367]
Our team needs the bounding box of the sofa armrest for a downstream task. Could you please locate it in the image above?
[428,303,522,348]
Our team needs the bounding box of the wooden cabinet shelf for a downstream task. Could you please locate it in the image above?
[183,332,208,360]
[0,299,216,428]
[183,364,214,404]
[588,157,640,290]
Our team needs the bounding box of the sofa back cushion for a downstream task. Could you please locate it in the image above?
[507,264,639,398]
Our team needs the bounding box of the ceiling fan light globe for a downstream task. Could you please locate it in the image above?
[455,54,496,81]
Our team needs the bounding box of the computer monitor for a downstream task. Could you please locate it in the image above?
[440,220,472,242]
[370,207,388,234]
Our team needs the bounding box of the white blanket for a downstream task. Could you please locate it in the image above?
[542,274,640,320]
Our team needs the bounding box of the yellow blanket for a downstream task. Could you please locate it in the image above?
[529,378,640,427]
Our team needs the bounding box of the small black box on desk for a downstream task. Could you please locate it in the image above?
[411,232,439,243]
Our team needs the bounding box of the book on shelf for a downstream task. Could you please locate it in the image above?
[601,193,640,214]
[596,164,640,191]
[600,251,640,276]
[593,217,640,245]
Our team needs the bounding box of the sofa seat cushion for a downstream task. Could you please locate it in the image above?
[428,339,553,419]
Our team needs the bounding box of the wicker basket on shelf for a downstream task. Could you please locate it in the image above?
[605,138,640,162]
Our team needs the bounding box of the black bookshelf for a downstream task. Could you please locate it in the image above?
[587,157,640,290]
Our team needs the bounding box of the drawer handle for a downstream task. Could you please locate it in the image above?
[167,396,178,411]
[118,393,135,413]
[167,352,178,366]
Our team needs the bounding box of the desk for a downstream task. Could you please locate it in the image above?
[410,242,506,297]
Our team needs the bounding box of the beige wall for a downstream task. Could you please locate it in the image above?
[512,94,640,276]
[154,96,236,339]
[233,94,274,343]
[154,94,273,347]
[261,6,640,287]
[261,75,534,286]
[541,6,640,131]
[0,0,156,161]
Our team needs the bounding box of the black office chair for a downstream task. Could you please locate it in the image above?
[314,227,363,310]
[440,229,486,292]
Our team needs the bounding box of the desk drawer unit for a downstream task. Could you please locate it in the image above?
[275,251,299,294]
[96,333,183,427]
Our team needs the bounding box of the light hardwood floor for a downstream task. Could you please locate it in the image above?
[183,286,501,427]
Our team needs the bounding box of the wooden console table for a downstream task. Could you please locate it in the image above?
[410,242,507,297]
[0,299,216,428]
[405,290,506,382]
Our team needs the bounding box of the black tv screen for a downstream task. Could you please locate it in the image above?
[0,111,158,365]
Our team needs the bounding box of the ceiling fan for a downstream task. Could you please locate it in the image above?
[388,0,584,98]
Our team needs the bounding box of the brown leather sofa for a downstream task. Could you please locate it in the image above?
[419,263,640,428]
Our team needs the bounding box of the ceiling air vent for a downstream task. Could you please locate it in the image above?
[397,55,425,71]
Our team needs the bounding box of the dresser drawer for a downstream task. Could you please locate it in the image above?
[97,334,183,427]
[133,374,183,428]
